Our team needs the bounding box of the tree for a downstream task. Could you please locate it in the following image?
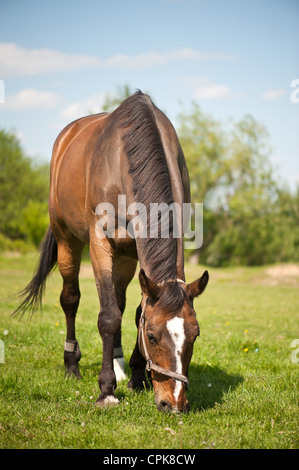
[177,102,227,207]
[0,128,49,249]
[177,104,299,266]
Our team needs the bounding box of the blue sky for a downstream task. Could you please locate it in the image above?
[1,0,298,189]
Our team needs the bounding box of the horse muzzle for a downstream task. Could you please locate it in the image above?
[155,398,190,413]
[156,397,190,413]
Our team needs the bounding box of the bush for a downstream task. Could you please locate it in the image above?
[177,105,299,266]
[0,128,49,249]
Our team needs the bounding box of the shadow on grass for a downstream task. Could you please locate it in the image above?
[187,363,244,412]
[79,362,243,414]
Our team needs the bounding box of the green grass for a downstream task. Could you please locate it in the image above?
[0,252,298,449]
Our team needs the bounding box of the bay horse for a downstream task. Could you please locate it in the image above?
[14,91,209,412]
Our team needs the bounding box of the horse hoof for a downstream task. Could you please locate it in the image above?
[127,371,151,391]
[65,366,82,379]
[96,395,120,407]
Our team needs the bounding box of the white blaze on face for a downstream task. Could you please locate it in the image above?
[166,316,185,403]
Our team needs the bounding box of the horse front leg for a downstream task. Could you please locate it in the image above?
[128,304,151,390]
[90,242,121,407]
[97,296,121,406]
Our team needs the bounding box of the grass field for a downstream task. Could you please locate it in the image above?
[0,252,298,449]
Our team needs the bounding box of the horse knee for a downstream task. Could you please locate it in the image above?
[60,287,80,314]
[97,306,121,337]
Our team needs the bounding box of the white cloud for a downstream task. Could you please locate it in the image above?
[194,83,230,100]
[0,42,101,77]
[59,93,106,122]
[168,48,236,61]
[183,78,231,100]
[261,89,286,101]
[5,88,64,109]
[103,48,236,69]
[0,42,236,77]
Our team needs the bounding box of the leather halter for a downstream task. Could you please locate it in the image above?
[138,279,189,389]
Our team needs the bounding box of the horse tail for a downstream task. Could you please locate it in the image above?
[12,225,57,318]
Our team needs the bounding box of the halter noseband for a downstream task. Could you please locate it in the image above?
[138,279,189,389]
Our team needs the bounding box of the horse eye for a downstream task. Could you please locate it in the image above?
[193,331,200,343]
[147,333,158,344]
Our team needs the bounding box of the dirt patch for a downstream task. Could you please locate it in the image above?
[261,264,299,287]
[1,251,22,258]
[266,264,299,278]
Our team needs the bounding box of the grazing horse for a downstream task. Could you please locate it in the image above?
[14,91,209,412]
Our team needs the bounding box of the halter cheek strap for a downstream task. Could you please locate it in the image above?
[138,280,189,389]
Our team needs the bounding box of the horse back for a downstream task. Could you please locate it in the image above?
[49,94,190,254]
[49,113,109,243]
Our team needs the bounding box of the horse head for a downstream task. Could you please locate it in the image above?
[138,269,209,412]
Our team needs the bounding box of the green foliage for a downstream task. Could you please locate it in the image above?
[177,104,299,266]
[177,102,227,205]
[21,200,49,246]
[0,233,34,253]
[0,129,49,249]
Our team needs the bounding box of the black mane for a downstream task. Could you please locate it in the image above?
[115,91,178,286]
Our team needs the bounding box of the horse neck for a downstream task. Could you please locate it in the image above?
[134,230,185,284]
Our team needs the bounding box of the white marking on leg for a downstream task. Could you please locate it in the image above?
[103,395,120,406]
[113,357,127,381]
[166,317,185,402]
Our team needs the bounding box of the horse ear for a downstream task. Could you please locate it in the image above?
[139,269,160,300]
[187,270,209,300]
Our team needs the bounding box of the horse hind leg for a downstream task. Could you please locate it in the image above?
[57,237,84,378]
[127,303,150,391]
[113,328,126,382]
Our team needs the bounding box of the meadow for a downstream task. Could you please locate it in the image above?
[0,252,298,449]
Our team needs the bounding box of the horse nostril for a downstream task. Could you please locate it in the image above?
[172,401,190,414]
[159,400,172,412]
[158,400,190,413]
